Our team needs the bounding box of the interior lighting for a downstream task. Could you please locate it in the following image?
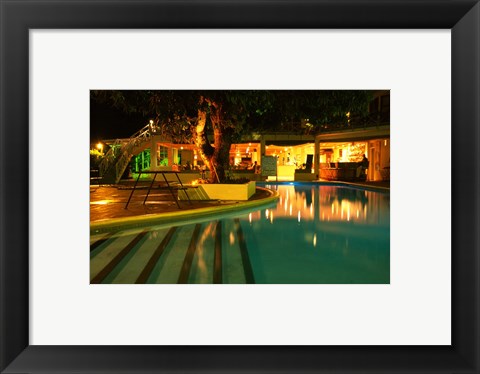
[313,234,317,247]
[249,213,252,224]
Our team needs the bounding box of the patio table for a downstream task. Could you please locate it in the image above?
[124,170,194,209]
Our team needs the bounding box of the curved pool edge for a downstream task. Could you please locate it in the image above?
[328,181,390,193]
[91,187,279,233]
[259,180,390,193]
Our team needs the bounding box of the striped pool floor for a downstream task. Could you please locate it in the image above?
[90,219,254,284]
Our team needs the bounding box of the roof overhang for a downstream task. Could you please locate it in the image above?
[315,125,390,142]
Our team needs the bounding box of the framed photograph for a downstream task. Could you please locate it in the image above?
[1,0,479,373]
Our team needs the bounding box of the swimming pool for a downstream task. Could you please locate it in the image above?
[90,183,390,284]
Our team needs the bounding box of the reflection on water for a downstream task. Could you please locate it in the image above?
[247,184,389,225]
[236,184,390,284]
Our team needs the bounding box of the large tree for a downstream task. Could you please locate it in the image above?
[92,90,372,183]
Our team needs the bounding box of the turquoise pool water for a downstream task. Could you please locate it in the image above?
[90,183,390,284]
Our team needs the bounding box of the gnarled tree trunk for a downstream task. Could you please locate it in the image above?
[193,98,233,183]
[194,108,215,180]
[209,100,235,183]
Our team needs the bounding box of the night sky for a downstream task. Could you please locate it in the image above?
[90,97,148,142]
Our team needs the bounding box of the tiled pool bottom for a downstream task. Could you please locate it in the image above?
[90,184,390,284]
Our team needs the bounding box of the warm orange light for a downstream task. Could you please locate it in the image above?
[91,199,112,205]
[96,143,103,151]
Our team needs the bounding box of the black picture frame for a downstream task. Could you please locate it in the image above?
[1,0,479,373]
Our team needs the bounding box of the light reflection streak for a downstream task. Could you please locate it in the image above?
[244,185,385,225]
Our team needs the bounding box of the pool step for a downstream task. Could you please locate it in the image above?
[91,229,149,284]
[135,226,177,283]
[90,219,255,284]
[177,224,201,284]
[234,218,255,284]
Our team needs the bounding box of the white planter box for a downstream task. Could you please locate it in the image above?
[179,181,256,201]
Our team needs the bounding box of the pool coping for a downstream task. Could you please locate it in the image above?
[320,181,390,193]
[91,187,280,233]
